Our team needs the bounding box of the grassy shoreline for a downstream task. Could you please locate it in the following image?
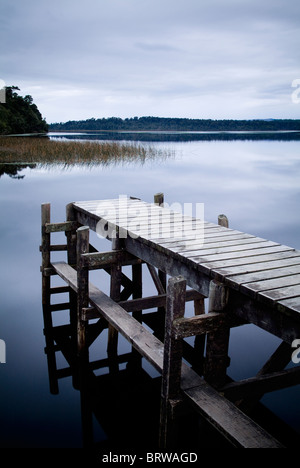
[0,136,172,166]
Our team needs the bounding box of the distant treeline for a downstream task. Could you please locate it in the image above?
[50,116,300,132]
[0,86,48,135]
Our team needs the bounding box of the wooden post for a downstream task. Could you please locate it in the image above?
[154,193,167,342]
[218,214,229,228]
[107,231,122,372]
[41,203,51,327]
[204,280,230,388]
[66,203,77,266]
[154,192,164,207]
[129,262,143,369]
[41,203,59,394]
[159,275,186,449]
[76,226,94,445]
[76,226,90,374]
[192,296,206,375]
[66,203,78,355]
[203,213,231,387]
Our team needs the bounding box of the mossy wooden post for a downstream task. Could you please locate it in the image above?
[41,203,59,394]
[154,193,167,341]
[218,214,229,228]
[159,275,186,449]
[204,214,231,388]
[66,203,78,353]
[76,226,90,379]
[107,228,122,372]
[204,280,230,388]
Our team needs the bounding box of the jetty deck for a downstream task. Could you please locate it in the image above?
[41,195,300,448]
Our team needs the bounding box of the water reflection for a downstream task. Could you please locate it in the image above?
[50,131,300,143]
[1,134,300,447]
[42,293,204,448]
[0,163,37,179]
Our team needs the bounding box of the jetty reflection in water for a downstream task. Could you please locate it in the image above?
[43,302,211,449]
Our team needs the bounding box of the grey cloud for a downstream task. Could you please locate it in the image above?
[1,0,299,121]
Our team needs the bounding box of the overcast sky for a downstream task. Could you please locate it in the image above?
[1,0,300,123]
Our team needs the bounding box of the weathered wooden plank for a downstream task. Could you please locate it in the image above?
[241,274,300,300]
[182,379,282,448]
[258,284,300,305]
[156,233,251,249]
[45,221,79,233]
[118,289,203,312]
[183,240,282,258]
[168,237,270,254]
[159,233,256,250]
[277,297,300,314]
[81,250,141,269]
[213,257,300,283]
[225,265,300,292]
[221,367,300,401]
[100,212,193,223]
[143,225,215,240]
[206,251,300,277]
[173,312,233,339]
[190,245,295,264]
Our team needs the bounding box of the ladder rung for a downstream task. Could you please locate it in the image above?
[50,286,70,295]
[49,302,71,312]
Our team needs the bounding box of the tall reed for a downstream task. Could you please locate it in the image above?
[0,137,172,167]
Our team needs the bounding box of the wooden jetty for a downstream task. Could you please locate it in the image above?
[40,194,300,448]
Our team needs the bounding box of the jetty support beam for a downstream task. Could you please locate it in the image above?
[159,275,186,449]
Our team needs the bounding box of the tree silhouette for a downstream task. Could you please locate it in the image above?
[0,86,48,135]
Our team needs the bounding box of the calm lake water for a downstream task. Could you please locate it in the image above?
[0,132,299,448]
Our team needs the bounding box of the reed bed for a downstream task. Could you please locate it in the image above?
[0,136,172,167]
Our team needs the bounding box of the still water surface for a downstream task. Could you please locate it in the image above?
[0,133,299,447]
